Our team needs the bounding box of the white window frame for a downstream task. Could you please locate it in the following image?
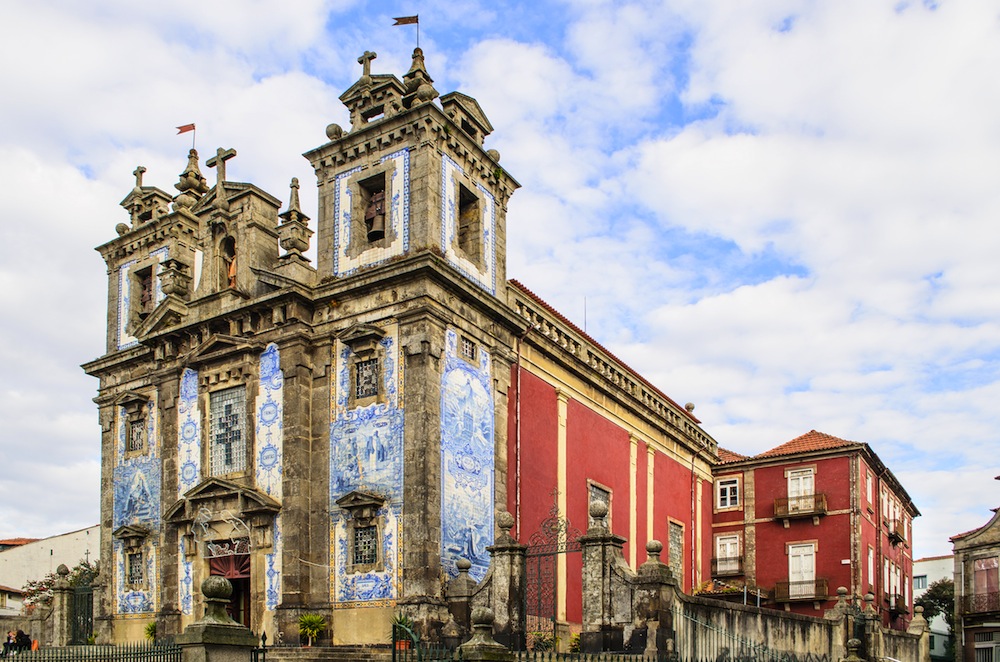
[787,467,815,512]
[788,542,816,598]
[715,534,740,574]
[716,477,740,509]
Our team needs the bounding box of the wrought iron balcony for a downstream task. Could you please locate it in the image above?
[774,493,828,519]
[964,591,1000,614]
[887,520,906,546]
[773,578,829,602]
[711,556,744,577]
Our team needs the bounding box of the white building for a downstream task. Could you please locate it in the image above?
[914,554,953,661]
[0,526,100,599]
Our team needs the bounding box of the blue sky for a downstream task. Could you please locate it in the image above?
[1,0,999,559]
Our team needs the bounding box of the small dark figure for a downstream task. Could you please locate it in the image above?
[14,631,30,654]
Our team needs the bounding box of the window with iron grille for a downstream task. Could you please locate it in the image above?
[127,417,145,453]
[460,336,477,361]
[354,525,378,565]
[210,387,247,476]
[669,521,684,581]
[127,552,144,586]
[355,358,379,400]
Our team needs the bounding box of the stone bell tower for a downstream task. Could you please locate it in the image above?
[305,47,521,637]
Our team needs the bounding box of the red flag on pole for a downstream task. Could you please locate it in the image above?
[393,15,418,25]
[176,123,196,134]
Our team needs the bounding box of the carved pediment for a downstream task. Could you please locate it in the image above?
[165,477,281,523]
[132,295,188,339]
[113,390,150,408]
[113,524,150,552]
[183,333,263,367]
[335,489,386,519]
[338,323,387,356]
[441,92,493,140]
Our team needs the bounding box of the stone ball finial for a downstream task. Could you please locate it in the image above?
[471,607,494,627]
[685,402,695,413]
[863,592,874,604]
[837,586,848,597]
[646,540,663,555]
[57,564,70,576]
[589,500,609,520]
[326,123,344,141]
[115,222,130,236]
[487,149,500,163]
[497,510,514,532]
[914,605,923,614]
[202,575,233,600]
[457,558,472,572]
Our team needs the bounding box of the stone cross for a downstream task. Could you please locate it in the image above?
[206,147,237,185]
[358,50,377,77]
[133,165,146,188]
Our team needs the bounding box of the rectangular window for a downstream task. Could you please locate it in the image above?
[460,336,477,361]
[868,547,875,588]
[866,471,873,504]
[884,559,890,593]
[716,478,739,509]
[457,184,482,264]
[787,468,815,512]
[914,575,928,590]
[210,387,247,476]
[0,593,6,609]
[715,535,740,574]
[127,551,144,586]
[355,358,379,400]
[127,417,145,453]
[788,543,816,598]
[669,521,684,581]
[353,525,378,566]
[975,557,999,596]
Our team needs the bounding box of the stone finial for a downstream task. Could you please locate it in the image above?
[326,123,343,141]
[458,607,512,662]
[173,149,209,210]
[286,177,302,215]
[646,540,663,561]
[402,47,438,107]
[588,500,609,531]
[841,638,863,662]
[358,50,377,85]
[496,510,515,543]
[457,558,472,574]
[57,564,70,576]
[487,149,500,163]
[199,576,239,626]
[278,177,313,257]
[206,147,236,212]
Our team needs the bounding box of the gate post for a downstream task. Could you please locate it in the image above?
[484,511,527,650]
[459,608,514,662]
[578,501,628,653]
[634,540,679,656]
[176,576,259,662]
[50,564,73,647]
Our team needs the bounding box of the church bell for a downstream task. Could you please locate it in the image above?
[365,190,386,241]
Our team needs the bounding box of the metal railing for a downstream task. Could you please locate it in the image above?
[12,642,181,662]
[710,556,744,577]
[887,593,908,615]
[964,591,1000,613]
[773,578,829,602]
[773,493,827,518]
[887,520,906,545]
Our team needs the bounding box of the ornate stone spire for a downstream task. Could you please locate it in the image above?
[172,149,209,210]
[402,47,438,108]
[277,177,313,258]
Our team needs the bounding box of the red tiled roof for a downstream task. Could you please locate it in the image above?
[0,538,38,547]
[0,585,23,595]
[755,430,861,459]
[717,448,748,463]
[509,279,700,425]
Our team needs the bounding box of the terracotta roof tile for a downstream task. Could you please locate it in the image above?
[755,430,861,459]
[0,538,38,546]
[717,448,748,463]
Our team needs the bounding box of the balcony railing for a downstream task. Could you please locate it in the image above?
[887,520,906,546]
[774,578,829,602]
[774,493,828,519]
[964,592,1000,614]
[711,556,744,577]
[888,593,908,615]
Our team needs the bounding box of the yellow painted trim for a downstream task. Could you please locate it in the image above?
[629,434,638,567]
[646,446,655,542]
[555,388,569,623]
[696,477,703,586]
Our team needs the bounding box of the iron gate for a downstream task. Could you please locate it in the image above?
[523,502,582,651]
[70,585,94,644]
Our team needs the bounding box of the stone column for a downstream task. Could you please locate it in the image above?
[176,577,259,662]
[483,512,526,650]
[579,502,627,653]
[50,565,73,647]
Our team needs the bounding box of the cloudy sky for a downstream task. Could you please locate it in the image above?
[1,0,998,560]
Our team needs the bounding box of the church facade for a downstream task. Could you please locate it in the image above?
[83,49,720,645]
